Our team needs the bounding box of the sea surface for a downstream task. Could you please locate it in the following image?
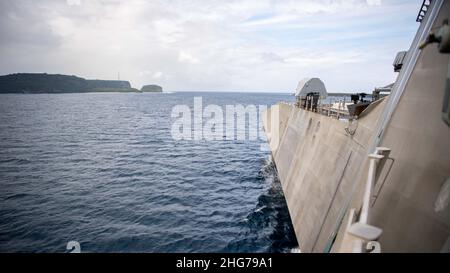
[0,92,298,253]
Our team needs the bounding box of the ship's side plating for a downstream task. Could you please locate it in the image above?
[263,0,450,252]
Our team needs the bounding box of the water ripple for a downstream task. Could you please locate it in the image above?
[0,92,297,253]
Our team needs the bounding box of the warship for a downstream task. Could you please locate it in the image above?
[263,0,450,253]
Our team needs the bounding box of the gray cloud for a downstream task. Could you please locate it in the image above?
[0,0,422,92]
[0,1,61,47]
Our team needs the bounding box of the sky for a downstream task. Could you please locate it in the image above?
[0,0,424,92]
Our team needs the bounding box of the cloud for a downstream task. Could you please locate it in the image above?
[0,0,422,92]
[367,0,382,6]
[66,0,81,6]
[178,51,200,64]
[261,52,285,63]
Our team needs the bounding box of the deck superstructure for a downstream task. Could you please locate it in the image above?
[263,0,450,252]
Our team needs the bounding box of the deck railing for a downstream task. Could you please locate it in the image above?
[416,0,431,23]
[345,147,391,253]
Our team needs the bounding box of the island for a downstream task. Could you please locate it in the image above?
[141,85,163,93]
[0,73,162,94]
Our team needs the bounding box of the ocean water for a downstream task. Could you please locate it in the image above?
[0,92,297,253]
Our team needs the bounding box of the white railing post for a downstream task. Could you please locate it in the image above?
[346,147,390,252]
[360,153,383,223]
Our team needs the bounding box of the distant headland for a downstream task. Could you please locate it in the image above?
[141,85,163,93]
[0,73,163,94]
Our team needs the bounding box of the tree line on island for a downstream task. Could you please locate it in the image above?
[0,73,163,93]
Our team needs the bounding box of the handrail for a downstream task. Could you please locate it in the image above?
[359,153,384,223]
[346,147,390,253]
